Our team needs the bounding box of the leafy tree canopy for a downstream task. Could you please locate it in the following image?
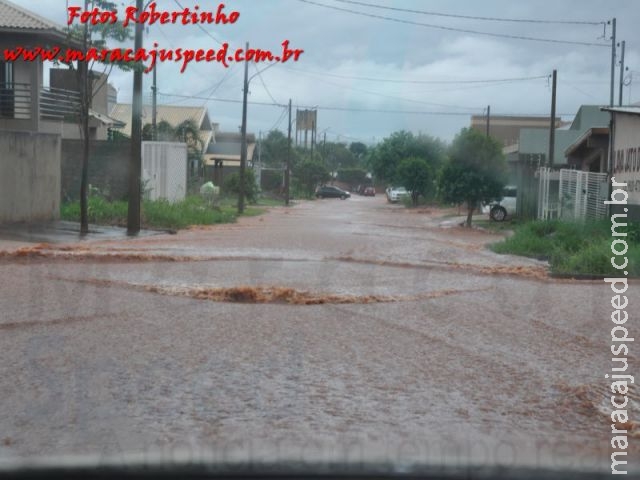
[368,131,445,183]
[438,127,507,226]
[395,157,433,206]
[293,158,331,198]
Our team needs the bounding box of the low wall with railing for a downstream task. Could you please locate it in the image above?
[0,130,61,223]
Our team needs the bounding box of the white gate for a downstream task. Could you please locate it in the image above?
[142,142,188,202]
[537,167,559,220]
[558,169,608,221]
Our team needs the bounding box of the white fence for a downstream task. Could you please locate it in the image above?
[537,167,559,220]
[537,167,609,221]
[142,141,188,202]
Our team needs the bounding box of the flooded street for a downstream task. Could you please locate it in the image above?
[0,196,637,471]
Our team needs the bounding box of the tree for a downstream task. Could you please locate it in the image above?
[349,142,368,167]
[368,131,445,184]
[259,130,290,167]
[319,141,357,172]
[396,157,433,206]
[66,0,133,234]
[337,167,369,188]
[438,128,506,227]
[293,158,331,198]
[224,169,259,204]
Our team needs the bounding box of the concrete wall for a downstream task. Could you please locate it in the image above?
[0,130,61,223]
[61,139,131,201]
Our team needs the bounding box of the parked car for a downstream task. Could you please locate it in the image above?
[363,186,375,197]
[315,185,351,199]
[386,186,409,203]
[482,185,517,221]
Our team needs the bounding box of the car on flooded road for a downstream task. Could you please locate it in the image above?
[315,185,351,199]
[386,186,409,203]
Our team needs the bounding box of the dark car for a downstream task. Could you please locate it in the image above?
[363,186,375,196]
[315,185,351,199]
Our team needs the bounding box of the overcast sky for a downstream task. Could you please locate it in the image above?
[35,0,640,144]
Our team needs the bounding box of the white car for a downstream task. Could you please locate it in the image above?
[482,185,517,221]
[386,186,409,203]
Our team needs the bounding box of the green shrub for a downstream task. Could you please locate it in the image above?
[223,170,259,204]
[490,219,640,276]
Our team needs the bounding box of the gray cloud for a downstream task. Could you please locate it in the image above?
[33,0,640,142]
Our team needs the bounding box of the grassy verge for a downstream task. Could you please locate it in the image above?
[473,218,521,233]
[489,219,640,277]
[60,195,266,230]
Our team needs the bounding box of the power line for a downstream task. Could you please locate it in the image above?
[158,91,575,116]
[296,0,610,47]
[253,63,279,105]
[287,68,485,110]
[172,0,280,112]
[268,107,288,131]
[333,0,603,25]
[283,67,550,85]
[173,0,224,45]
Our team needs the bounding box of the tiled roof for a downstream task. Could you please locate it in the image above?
[0,0,65,31]
[110,103,214,146]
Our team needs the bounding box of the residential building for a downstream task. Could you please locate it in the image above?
[471,114,567,149]
[602,106,640,220]
[0,0,77,222]
[513,105,610,217]
[203,131,256,186]
[110,103,215,149]
[49,68,124,141]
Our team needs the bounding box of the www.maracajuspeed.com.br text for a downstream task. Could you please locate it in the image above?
[2,41,304,73]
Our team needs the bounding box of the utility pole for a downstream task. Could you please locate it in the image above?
[237,42,249,214]
[285,99,292,206]
[310,119,315,158]
[152,62,157,140]
[610,18,616,107]
[485,105,490,137]
[79,0,90,235]
[256,130,262,192]
[618,40,626,106]
[127,0,144,235]
[548,69,557,168]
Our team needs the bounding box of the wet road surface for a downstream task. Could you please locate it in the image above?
[0,195,637,472]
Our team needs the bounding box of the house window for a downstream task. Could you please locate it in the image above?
[0,61,15,118]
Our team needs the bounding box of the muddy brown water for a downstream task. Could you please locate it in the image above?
[0,196,637,472]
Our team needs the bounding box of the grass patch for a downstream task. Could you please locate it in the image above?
[473,218,521,233]
[60,195,258,230]
[490,219,640,276]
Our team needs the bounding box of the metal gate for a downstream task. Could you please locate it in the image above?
[537,167,559,220]
[558,169,608,221]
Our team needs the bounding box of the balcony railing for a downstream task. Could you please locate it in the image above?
[40,86,81,121]
[0,82,31,120]
[0,82,81,122]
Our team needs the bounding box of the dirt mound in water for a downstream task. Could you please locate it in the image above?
[146,285,401,305]
[143,284,491,305]
[0,244,192,263]
[555,383,640,439]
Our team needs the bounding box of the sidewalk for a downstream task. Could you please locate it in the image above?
[0,221,161,250]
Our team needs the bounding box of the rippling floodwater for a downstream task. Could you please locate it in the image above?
[0,197,637,472]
